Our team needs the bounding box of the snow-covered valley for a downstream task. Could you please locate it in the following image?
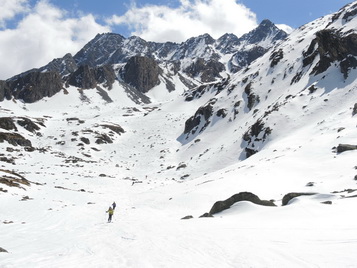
[1,2,357,267]
[1,78,357,267]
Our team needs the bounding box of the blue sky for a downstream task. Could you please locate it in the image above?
[48,0,353,36]
[0,0,354,79]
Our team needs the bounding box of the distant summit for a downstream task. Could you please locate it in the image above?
[1,20,287,103]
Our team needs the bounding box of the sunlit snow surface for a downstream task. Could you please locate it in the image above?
[2,3,357,267]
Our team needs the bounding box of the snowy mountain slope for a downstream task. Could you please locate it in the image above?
[179,1,357,164]
[1,2,357,268]
[1,19,287,104]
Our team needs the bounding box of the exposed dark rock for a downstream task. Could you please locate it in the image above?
[184,99,216,134]
[100,124,125,135]
[178,73,198,91]
[184,83,216,101]
[343,194,357,199]
[73,33,127,66]
[0,169,30,190]
[352,103,357,116]
[230,46,267,73]
[20,195,32,201]
[181,215,194,220]
[121,56,161,93]
[221,20,286,72]
[66,117,85,124]
[7,71,63,103]
[80,137,90,145]
[184,58,225,82]
[24,146,35,152]
[209,192,276,215]
[303,29,357,78]
[44,53,78,76]
[240,19,287,45]
[0,117,40,133]
[245,148,258,158]
[216,33,240,54]
[282,192,316,206]
[290,71,303,85]
[216,109,227,118]
[56,141,65,146]
[199,213,213,218]
[242,119,271,158]
[337,144,357,153]
[308,85,318,94]
[180,174,190,180]
[244,82,260,110]
[0,247,8,253]
[342,3,357,21]
[270,49,284,67]
[0,132,32,147]
[95,133,113,144]
[94,65,116,89]
[340,55,357,78]
[17,117,40,133]
[68,64,116,89]
[0,157,15,164]
[0,117,17,131]
[176,163,187,170]
[329,3,357,25]
[0,81,12,101]
[332,188,357,194]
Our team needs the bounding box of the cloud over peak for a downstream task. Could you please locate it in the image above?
[107,0,259,43]
[0,0,290,80]
[0,0,110,79]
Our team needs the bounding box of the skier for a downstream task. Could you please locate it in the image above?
[106,206,114,223]
[112,201,116,210]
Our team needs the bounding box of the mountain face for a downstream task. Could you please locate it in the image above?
[179,1,357,160]
[121,56,161,93]
[0,19,286,103]
[2,3,357,266]
[1,2,357,183]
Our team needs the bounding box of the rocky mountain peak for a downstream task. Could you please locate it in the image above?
[44,53,77,76]
[73,33,126,66]
[239,19,287,47]
[0,17,289,103]
[259,19,275,28]
[216,33,240,54]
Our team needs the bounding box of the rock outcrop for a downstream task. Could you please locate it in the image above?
[121,56,161,93]
[303,29,357,78]
[184,99,216,135]
[7,71,63,103]
[336,144,357,153]
[201,192,276,217]
[68,65,116,89]
[282,192,316,206]
[0,81,12,101]
[184,58,225,82]
[0,132,32,147]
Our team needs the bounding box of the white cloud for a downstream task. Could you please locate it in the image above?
[276,24,294,34]
[107,0,258,43]
[0,0,29,28]
[0,0,110,79]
